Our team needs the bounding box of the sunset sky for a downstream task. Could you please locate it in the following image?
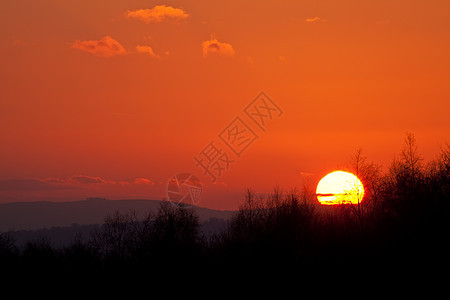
[1,0,449,209]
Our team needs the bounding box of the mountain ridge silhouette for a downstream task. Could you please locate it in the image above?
[0,198,234,231]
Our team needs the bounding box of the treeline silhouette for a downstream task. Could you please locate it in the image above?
[0,134,449,273]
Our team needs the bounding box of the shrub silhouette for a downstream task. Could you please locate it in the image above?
[0,232,17,257]
[21,237,58,268]
[0,232,19,269]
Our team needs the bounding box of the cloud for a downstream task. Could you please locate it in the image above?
[41,177,67,184]
[136,45,160,59]
[126,5,189,23]
[305,17,325,23]
[12,39,28,46]
[202,38,235,58]
[71,36,127,58]
[299,172,314,177]
[0,179,74,191]
[134,178,155,185]
[68,175,107,184]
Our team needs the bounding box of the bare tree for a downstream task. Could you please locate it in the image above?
[346,148,382,231]
[426,144,450,208]
[92,210,145,260]
[388,133,424,200]
[151,201,200,255]
[401,132,424,185]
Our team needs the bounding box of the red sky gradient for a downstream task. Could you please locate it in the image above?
[1,0,449,209]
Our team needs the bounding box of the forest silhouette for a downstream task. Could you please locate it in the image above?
[0,134,449,275]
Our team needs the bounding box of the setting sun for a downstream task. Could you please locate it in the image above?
[316,171,364,205]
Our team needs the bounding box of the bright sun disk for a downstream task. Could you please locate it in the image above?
[316,170,364,205]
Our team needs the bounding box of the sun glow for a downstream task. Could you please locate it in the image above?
[316,171,364,205]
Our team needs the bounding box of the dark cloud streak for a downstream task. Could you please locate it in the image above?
[0,179,76,191]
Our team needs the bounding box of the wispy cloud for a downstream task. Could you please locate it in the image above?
[202,37,235,58]
[134,178,155,185]
[12,39,28,47]
[136,45,160,59]
[299,171,314,177]
[126,5,189,23]
[71,36,127,58]
[305,17,325,23]
[0,174,163,189]
[278,55,287,63]
[68,175,108,184]
[0,179,71,191]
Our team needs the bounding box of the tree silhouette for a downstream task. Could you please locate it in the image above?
[150,201,200,258]
[346,148,383,232]
[90,201,201,267]
[92,211,142,261]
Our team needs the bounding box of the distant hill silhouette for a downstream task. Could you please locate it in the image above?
[0,198,233,231]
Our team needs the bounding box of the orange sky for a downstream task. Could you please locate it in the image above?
[1,0,449,209]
